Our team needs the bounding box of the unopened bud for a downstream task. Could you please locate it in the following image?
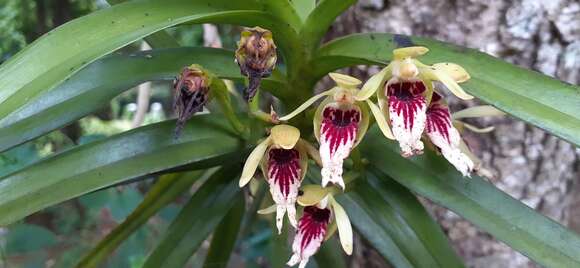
[235,27,277,101]
[173,64,211,138]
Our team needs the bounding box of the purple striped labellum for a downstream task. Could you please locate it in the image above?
[426,92,474,176]
[386,80,427,157]
[319,103,361,189]
[287,205,331,268]
[262,145,308,233]
[172,64,211,138]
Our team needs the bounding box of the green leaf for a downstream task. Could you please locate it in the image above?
[364,172,465,267]
[338,194,414,268]
[203,192,245,268]
[353,190,432,267]
[300,0,357,53]
[0,47,284,152]
[314,33,580,146]
[77,170,205,268]
[106,0,181,49]
[143,167,241,268]
[0,115,244,226]
[361,126,580,267]
[314,237,348,268]
[269,222,289,268]
[291,0,316,21]
[0,0,299,121]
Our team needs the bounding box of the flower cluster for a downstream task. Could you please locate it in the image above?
[234,29,501,267]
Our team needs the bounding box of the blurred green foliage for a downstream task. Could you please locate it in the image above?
[0,1,266,267]
[0,0,97,62]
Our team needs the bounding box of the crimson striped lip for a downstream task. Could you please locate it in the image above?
[297,206,331,254]
[267,148,301,198]
[387,81,427,130]
[320,106,361,156]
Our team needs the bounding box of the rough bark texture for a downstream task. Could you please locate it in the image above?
[331,0,580,267]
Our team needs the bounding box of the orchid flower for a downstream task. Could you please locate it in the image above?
[360,46,474,158]
[285,185,353,268]
[279,73,388,190]
[239,125,310,234]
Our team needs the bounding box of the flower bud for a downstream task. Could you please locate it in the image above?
[172,64,211,138]
[235,27,277,101]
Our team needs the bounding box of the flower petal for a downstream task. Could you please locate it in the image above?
[318,103,361,189]
[279,89,335,121]
[257,204,277,214]
[239,137,272,187]
[356,65,392,101]
[297,139,322,167]
[420,67,474,100]
[393,46,429,60]
[266,148,303,233]
[366,99,395,139]
[329,196,353,255]
[297,185,329,207]
[452,105,505,119]
[287,206,331,268]
[271,124,300,149]
[426,96,474,176]
[329,73,362,88]
[386,80,428,157]
[460,121,496,133]
[432,62,471,83]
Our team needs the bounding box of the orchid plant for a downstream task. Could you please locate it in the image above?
[0,0,578,268]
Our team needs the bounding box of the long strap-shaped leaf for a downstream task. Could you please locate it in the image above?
[76,170,206,268]
[300,0,357,53]
[313,33,580,146]
[338,192,414,268]
[0,0,299,120]
[0,48,283,153]
[202,193,245,268]
[339,179,463,267]
[361,126,580,267]
[143,167,242,268]
[365,172,465,268]
[0,115,244,226]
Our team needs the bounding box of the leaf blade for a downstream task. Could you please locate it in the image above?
[202,192,245,268]
[0,48,283,153]
[365,171,465,268]
[338,194,414,268]
[76,171,206,268]
[143,167,242,268]
[0,0,297,120]
[0,115,244,226]
[361,126,580,267]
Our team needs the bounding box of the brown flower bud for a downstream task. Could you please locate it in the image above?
[173,64,211,138]
[235,26,277,101]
